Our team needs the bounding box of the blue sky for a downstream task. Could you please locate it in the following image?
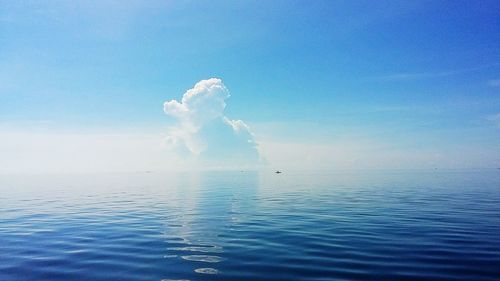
[1,1,499,172]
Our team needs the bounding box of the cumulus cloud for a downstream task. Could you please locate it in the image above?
[163,78,260,168]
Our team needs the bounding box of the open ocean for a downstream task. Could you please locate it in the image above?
[1,170,499,281]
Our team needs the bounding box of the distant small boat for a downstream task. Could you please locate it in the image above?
[275,171,282,174]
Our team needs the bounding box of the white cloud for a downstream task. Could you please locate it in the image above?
[372,63,500,82]
[163,78,260,168]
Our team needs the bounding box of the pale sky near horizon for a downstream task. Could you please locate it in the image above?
[1,0,499,173]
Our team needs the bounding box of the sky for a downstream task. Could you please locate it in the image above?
[1,0,499,173]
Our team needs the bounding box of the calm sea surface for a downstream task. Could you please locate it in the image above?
[1,170,499,281]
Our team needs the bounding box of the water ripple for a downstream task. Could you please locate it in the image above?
[194,268,219,274]
[181,255,223,263]
[1,170,499,281]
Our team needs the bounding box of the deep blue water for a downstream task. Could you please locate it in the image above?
[1,170,500,281]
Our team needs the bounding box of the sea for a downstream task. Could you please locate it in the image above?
[1,169,499,281]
